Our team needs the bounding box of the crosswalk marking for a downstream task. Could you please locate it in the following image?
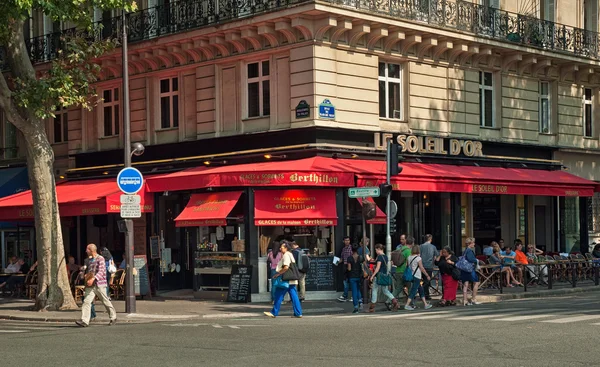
[0,330,27,333]
[494,314,556,321]
[542,315,600,323]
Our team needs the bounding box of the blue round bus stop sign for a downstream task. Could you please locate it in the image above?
[117,167,144,195]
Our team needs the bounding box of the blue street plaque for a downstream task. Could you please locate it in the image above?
[318,99,335,119]
[117,167,144,195]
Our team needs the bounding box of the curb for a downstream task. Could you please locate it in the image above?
[478,285,600,302]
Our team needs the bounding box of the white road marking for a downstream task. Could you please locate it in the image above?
[0,330,27,333]
[494,314,555,321]
[212,324,223,328]
[227,325,240,329]
[542,315,600,323]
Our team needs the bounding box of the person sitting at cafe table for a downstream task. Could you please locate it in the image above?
[500,244,524,285]
[592,243,600,259]
[525,245,546,282]
[3,256,20,273]
[489,248,522,287]
[0,259,33,294]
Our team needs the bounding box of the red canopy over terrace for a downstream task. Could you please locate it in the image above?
[0,179,154,221]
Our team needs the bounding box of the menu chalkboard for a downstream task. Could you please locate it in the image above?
[133,255,150,297]
[149,236,160,260]
[227,265,252,303]
[305,256,335,291]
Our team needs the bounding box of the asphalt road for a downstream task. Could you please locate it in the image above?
[2,294,599,367]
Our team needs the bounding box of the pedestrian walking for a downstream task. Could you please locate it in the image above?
[81,255,96,322]
[101,247,116,299]
[420,234,439,300]
[404,245,433,311]
[368,244,398,312]
[264,242,303,318]
[436,247,459,307]
[460,237,481,306]
[391,236,413,301]
[267,241,282,303]
[76,244,117,327]
[291,241,307,301]
[346,245,364,313]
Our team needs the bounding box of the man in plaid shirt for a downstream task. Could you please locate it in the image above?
[76,244,117,327]
[337,236,354,302]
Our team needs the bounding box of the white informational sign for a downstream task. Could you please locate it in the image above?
[120,194,141,204]
[120,203,142,218]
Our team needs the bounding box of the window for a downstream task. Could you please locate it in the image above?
[159,77,179,129]
[584,87,593,137]
[0,112,17,159]
[247,60,270,118]
[584,0,598,33]
[539,81,550,133]
[53,107,68,143]
[541,0,555,22]
[588,193,600,233]
[101,88,120,137]
[378,62,402,119]
[479,71,494,127]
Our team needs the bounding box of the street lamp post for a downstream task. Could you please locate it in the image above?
[121,9,135,314]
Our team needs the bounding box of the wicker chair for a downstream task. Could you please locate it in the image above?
[110,270,125,300]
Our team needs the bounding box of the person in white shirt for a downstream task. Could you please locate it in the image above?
[404,245,433,311]
[264,242,303,318]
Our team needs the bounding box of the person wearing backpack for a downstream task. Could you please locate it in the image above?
[346,245,364,313]
[368,244,398,312]
[403,245,433,311]
[291,241,309,301]
[391,235,414,301]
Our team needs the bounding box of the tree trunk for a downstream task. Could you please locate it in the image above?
[23,119,78,311]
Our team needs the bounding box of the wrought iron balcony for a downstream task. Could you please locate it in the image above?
[1,0,599,70]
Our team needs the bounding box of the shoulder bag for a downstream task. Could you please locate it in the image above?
[282,261,301,281]
[273,276,290,289]
[456,250,475,273]
[402,257,418,282]
[376,257,393,286]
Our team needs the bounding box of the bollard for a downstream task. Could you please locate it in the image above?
[595,266,599,286]
[548,266,553,290]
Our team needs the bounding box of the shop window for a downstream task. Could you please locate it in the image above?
[479,71,494,128]
[588,193,600,233]
[101,87,120,137]
[53,106,68,144]
[539,81,550,133]
[584,87,593,137]
[159,77,179,129]
[561,197,581,253]
[378,62,402,120]
[247,60,270,118]
[0,111,17,159]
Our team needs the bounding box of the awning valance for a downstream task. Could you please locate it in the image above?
[0,179,154,220]
[357,163,597,197]
[174,191,243,227]
[254,189,338,226]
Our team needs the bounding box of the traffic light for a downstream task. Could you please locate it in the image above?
[390,217,397,234]
[379,183,392,197]
[389,143,401,176]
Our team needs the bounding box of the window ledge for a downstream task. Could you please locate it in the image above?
[99,135,120,140]
[583,136,597,140]
[242,116,270,122]
[539,132,556,136]
[51,142,68,147]
[379,118,407,123]
[480,126,500,130]
[156,127,179,132]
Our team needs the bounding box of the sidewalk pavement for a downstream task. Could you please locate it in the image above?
[1,283,598,323]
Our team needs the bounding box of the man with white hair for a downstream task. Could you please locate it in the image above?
[76,243,117,327]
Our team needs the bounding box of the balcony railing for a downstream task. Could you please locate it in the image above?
[1,0,599,70]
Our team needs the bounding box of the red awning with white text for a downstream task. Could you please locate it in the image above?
[0,179,154,220]
[357,163,596,197]
[174,191,243,227]
[254,189,338,226]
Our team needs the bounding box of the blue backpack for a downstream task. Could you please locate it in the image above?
[402,257,418,282]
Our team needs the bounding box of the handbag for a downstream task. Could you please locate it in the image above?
[272,276,289,289]
[376,258,393,286]
[451,267,461,281]
[455,256,474,273]
[108,259,117,274]
[282,261,301,281]
[402,257,418,282]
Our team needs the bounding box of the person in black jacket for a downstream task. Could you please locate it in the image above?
[435,247,459,307]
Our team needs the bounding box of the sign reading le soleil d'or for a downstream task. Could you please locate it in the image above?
[374,133,484,157]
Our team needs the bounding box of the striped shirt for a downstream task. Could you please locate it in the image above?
[340,245,353,265]
[88,255,107,287]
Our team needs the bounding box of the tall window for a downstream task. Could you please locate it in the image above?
[378,62,402,119]
[588,193,600,233]
[53,106,68,143]
[584,87,593,137]
[539,81,550,133]
[584,0,598,32]
[160,77,179,129]
[479,71,494,127]
[247,60,270,118]
[541,0,555,21]
[0,112,17,159]
[102,88,120,137]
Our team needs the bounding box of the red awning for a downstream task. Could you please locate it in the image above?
[357,163,597,197]
[174,191,243,227]
[0,179,154,221]
[146,157,384,192]
[356,197,387,224]
[254,189,338,226]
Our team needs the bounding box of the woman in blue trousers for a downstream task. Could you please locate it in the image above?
[264,242,302,318]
